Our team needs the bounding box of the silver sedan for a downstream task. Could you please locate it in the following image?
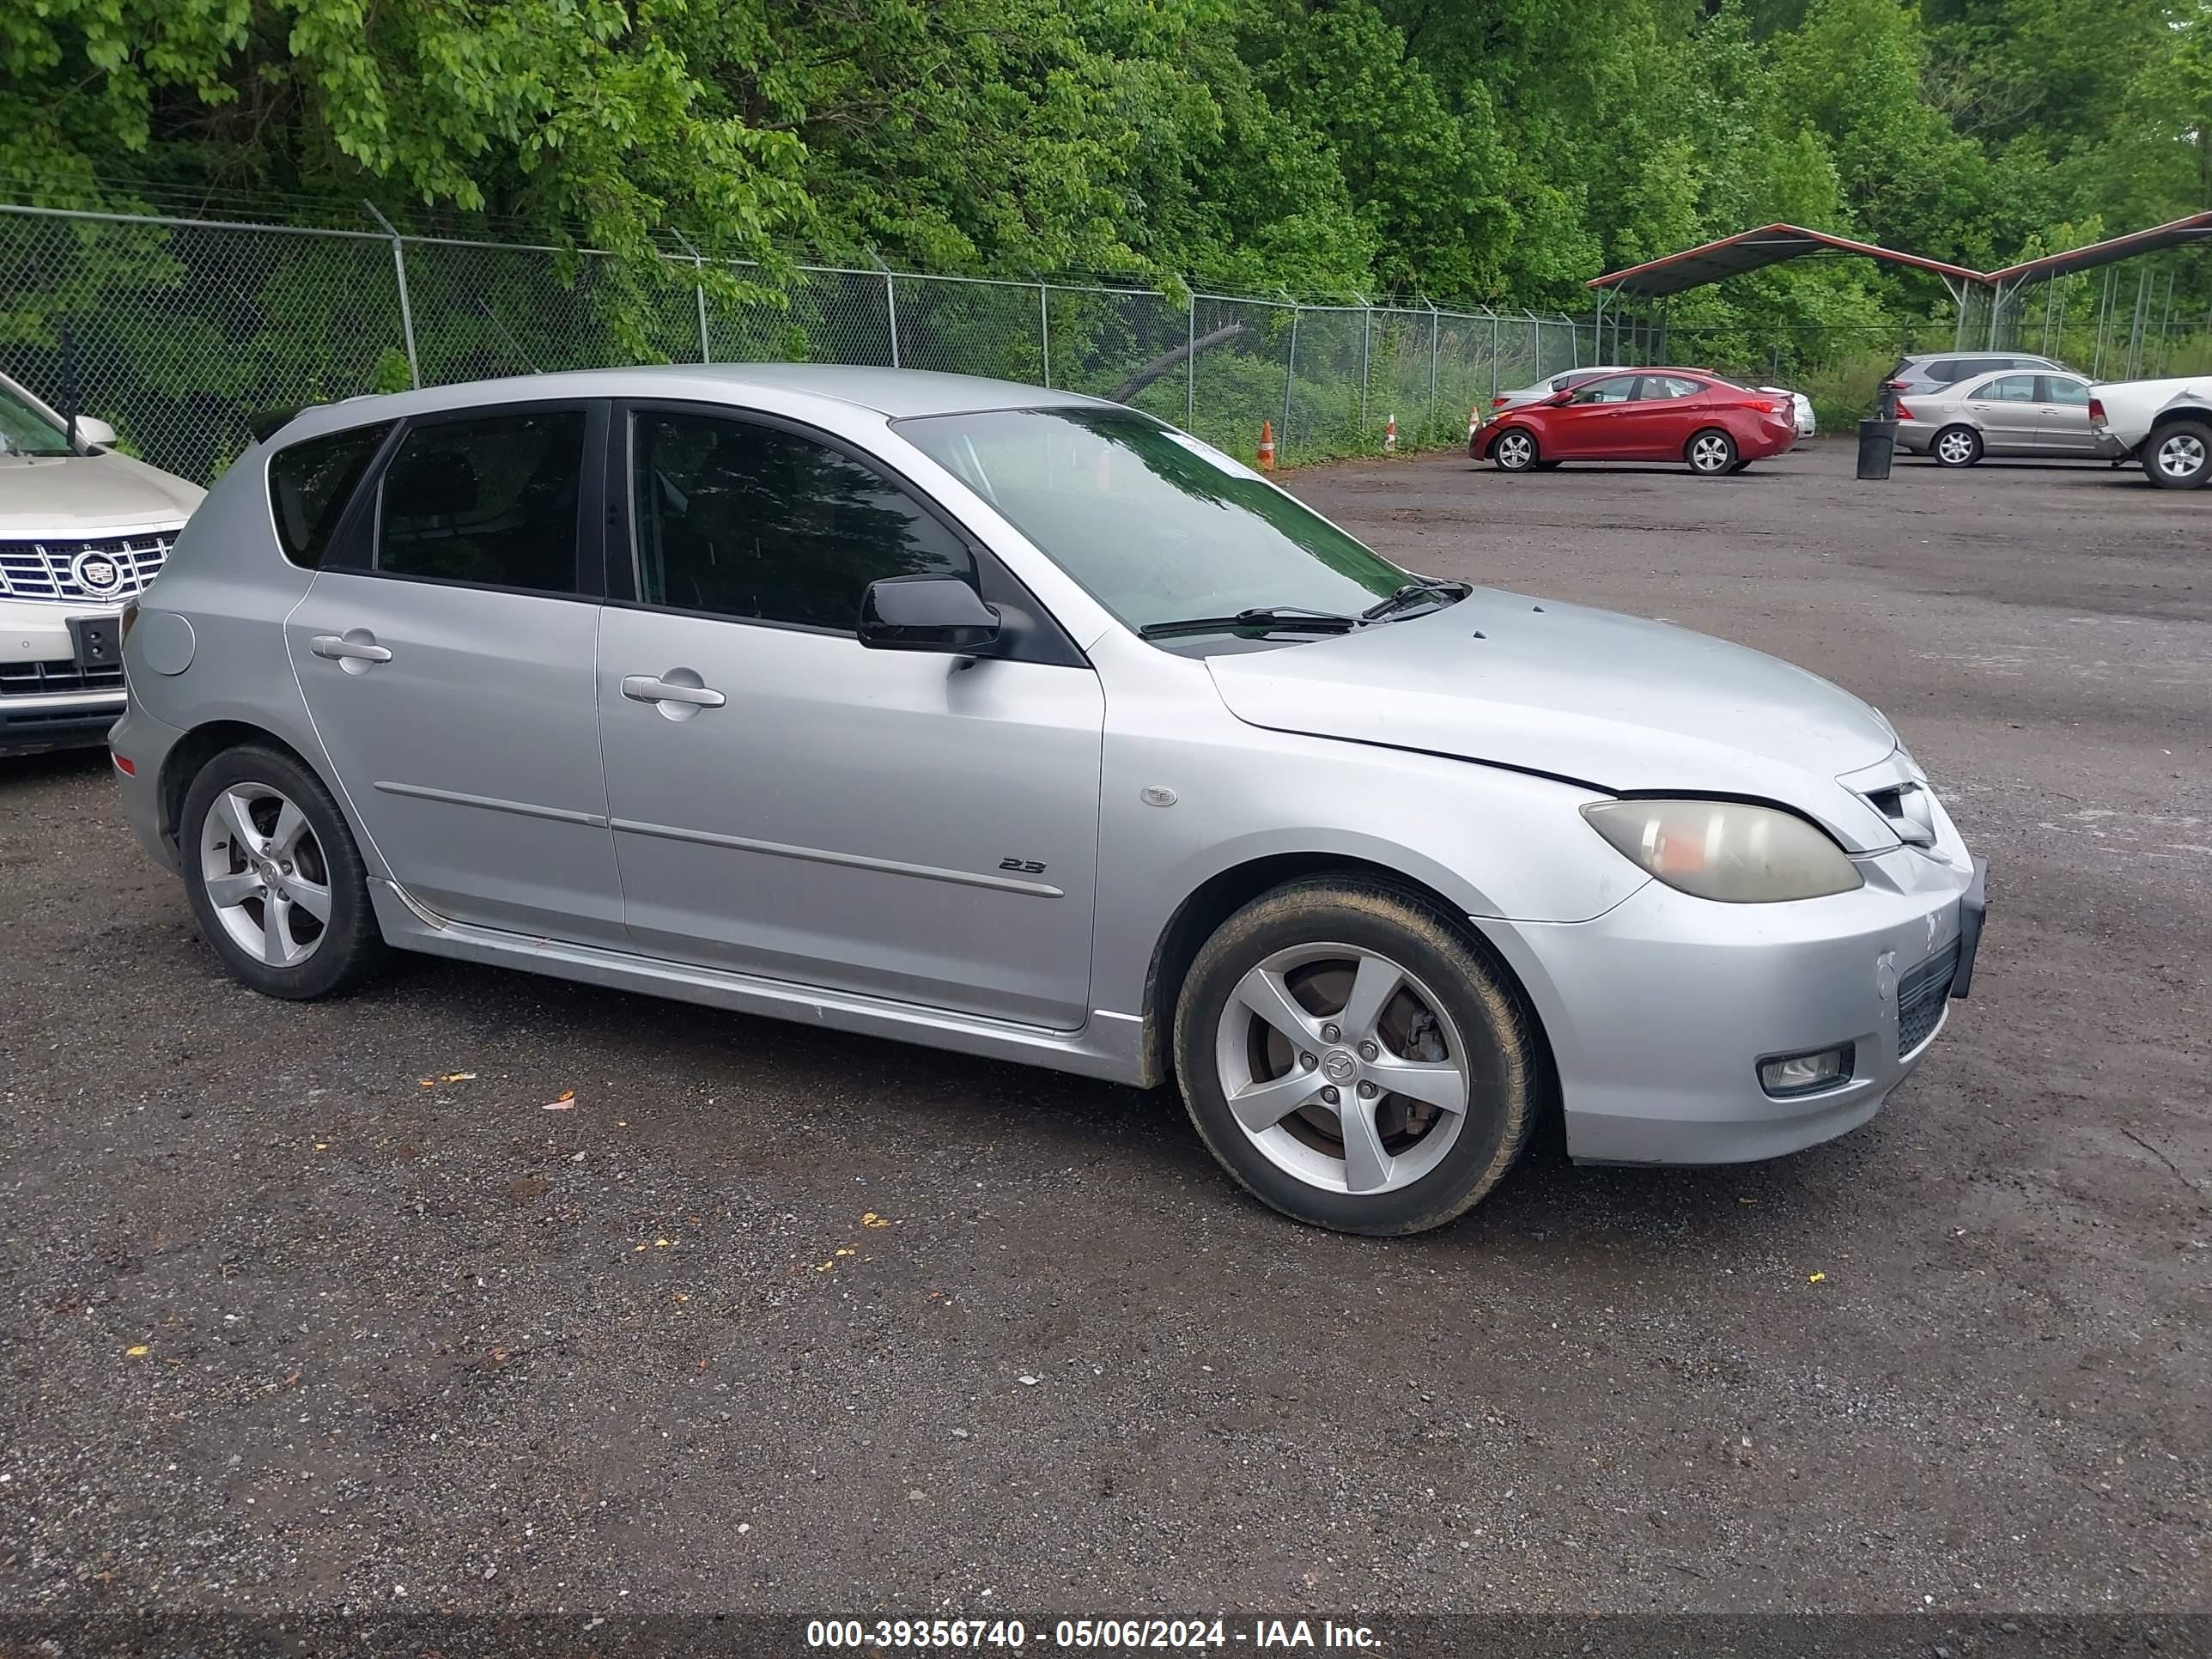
[111,366,1984,1235]
[1898,368,2101,465]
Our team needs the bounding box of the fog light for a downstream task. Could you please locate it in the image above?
[1758,1043,1853,1097]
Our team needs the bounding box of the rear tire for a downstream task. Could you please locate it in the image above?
[2143,421,2210,489]
[1172,877,1536,1236]
[181,744,386,1000]
[1932,425,1982,468]
[1686,428,1736,474]
[1492,428,1539,472]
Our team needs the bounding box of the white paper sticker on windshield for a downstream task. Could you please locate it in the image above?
[1164,429,1268,483]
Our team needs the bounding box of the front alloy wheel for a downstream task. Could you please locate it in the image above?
[1492,430,1538,472]
[1174,878,1536,1235]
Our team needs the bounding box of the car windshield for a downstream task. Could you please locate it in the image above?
[896,405,1409,636]
[0,383,76,457]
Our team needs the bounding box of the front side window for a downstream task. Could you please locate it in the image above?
[1981,374,2039,402]
[375,409,586,593]
[631,411,971,629]
[269,423,392,568]
[896,406,1407,636]
[1568,374,1642,404]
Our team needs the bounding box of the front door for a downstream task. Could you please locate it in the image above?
[595,404,1106,1030]
[283,402,625,944]
[1543,373,1644,458]
[2036,374,2099,454]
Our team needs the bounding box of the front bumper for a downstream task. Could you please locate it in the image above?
[1486,831,1985,1166]
[0,687,123,757]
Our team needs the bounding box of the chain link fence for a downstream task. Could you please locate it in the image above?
[0,203,1598,484]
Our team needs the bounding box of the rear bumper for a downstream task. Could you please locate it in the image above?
[1485,832,1984,1166]
[106,699,187,873]
[2088,429,2133,460]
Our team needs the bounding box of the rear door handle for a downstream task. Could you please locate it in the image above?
[622,675,726,708]
[310,634,392,664]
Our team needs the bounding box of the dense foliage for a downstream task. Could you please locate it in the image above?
[3,0,2206,343]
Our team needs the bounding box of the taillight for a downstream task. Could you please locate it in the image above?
[2087,397,2105,423]
[1894,400,1915,422]
[1491,397,1509,408]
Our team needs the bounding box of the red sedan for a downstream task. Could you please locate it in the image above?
[1474,370,1799,475]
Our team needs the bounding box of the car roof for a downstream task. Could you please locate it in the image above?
[1905,350,2055,365]
[270,363,1111,447]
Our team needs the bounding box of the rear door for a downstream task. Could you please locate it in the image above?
[2036,374,2098,453]
[283,401,625,944]
[594,402,1106,1029]
[1965,374,2042,453]
[1617,374,1705,458]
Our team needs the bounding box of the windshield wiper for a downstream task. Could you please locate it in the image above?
[1139,605,1361,640]
[1361,578,1472,623]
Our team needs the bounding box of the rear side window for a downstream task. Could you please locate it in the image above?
[374,410,587,593]
[267,423,391,568]
[1924,361,1965,384]
[2045,377,2091,405]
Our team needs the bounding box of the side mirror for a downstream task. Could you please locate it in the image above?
[1547,389,1577,406]
[857,574,1001,654]
[73,416,118,449]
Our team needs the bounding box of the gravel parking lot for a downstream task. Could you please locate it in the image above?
[2,440,2204,1628]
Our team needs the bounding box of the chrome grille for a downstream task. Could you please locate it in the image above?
[0,532,175,603]
[1897,938,1960,1056]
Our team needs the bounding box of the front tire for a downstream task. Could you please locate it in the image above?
[1492,428,1539,472]
[1686,428,1736,474]
[1172,878,1536,1236]
[2143,421,2210,489]
[1932,425,1982,468]
[181,744,386,1000]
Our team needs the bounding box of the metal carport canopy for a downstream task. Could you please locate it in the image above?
[1983,210,2212,285]
[1587,222,1985,299]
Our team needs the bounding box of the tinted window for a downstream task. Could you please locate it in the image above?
[2044,377,2091,405]
[1924,361,1965,384]
[269,423,391,568]
[632,412,971,630]
[1981,374,2039,402]
[1568,374,1641,404]
[375,410,586,592]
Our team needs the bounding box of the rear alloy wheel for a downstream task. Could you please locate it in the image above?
[1492,429,1539,472]
[1932,425,1983,468]
[2143,421,2210,489]
[1686,428,1736,474]
[1174,878,1535,1235]
[182,744,386,1000]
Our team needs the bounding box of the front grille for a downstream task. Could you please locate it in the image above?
[0,659,125,698]
[1897,938,1960,1056]
[0,532,175,602]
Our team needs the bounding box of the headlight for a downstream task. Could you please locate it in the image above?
[1582,799,1863,902]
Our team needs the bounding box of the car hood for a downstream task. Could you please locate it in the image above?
[0,450,205,539]
[1204,590,1906,851]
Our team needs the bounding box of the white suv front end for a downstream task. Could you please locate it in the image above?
[1,372,203,756]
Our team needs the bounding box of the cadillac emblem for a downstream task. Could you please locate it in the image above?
[71,550,125,598]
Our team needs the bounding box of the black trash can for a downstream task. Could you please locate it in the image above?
[1856,417,1898,480]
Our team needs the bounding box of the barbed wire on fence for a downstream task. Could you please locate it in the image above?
[0,201,1607,484]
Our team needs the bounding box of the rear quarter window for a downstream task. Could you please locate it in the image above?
[268,423,392,568]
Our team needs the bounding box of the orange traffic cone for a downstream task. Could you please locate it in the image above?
[1384,414,1397,453]
[1257,419,1276,471]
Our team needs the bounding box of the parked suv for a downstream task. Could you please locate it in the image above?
[1885,351,2070,401]
[112,366,1984,1236]
[1,371,204,756]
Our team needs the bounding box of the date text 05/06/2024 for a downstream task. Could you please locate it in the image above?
[805,1618,1383,1650]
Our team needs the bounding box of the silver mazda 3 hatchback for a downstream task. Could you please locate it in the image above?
[112,366,1986,1235]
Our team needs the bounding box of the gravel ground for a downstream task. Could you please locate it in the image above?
[1,439,2204,1629]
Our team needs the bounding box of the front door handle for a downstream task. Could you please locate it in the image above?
[622,674,726,708]
[310,633,392,665]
